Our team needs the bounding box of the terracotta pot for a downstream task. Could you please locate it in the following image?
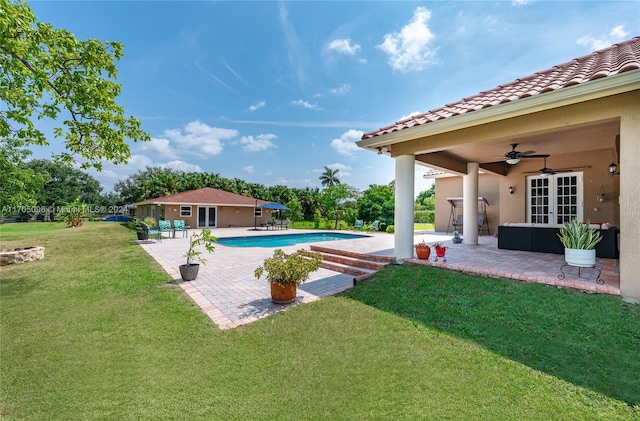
[270,281,297,304]
[435,247,447,258]
[415,247,431,260]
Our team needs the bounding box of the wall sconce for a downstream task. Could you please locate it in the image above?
[608,162,619,175]
[508,186,514,195]
[377,146,388,155]
[597,186,606,203]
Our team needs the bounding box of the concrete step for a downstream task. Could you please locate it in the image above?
[307,245,393,283]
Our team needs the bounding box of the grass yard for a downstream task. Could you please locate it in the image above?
[1,223,638,419]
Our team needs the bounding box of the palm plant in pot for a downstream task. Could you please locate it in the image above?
[557,218,602,267]
[254,249,322,304]
[179,228,216,281]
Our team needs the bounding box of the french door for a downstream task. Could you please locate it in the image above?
[527,172,583,224]
[197,206,217,228]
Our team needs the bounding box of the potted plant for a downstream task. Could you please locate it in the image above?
[179,228,216,281]
[415,239,431,260]
[557,218,602,267]
[133,220,149,241]
[433,241,448,262]
[254,249,322,304]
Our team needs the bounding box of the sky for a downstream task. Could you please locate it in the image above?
[27,1,639,195]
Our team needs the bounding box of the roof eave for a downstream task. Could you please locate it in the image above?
[357,69,640,151]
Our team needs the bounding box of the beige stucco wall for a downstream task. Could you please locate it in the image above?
[435,175,499,234]
[136,204,277,228]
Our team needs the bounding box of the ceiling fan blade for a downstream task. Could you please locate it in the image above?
[520,154,550,159]
[519,150,537,156]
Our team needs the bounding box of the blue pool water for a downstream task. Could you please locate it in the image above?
[215,232,369,248]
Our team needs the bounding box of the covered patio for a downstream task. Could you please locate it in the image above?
[357,37,639,302]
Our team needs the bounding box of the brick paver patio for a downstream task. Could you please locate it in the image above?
[139,228,620,330]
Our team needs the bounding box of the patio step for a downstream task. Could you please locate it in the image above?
[308,245,393,284]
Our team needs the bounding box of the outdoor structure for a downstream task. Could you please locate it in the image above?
[134,187,273,228]
[357,37,640,301]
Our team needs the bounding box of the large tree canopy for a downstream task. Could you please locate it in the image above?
[0,0,149,212]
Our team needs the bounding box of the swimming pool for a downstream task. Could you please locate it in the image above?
[215,232,369,248]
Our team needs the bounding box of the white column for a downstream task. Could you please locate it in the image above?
[463,162,479,245]
[394,154,415,261]
[619,107,640,302]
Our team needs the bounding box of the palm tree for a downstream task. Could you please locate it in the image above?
[319,166,340,188]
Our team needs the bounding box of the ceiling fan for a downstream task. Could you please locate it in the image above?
[538,156,555,176]
[504,143,547,164]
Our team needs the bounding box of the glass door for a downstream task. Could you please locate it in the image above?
[527,172,583,224]
[197,207,217,228]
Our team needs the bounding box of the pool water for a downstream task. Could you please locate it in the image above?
[215,232,369,248]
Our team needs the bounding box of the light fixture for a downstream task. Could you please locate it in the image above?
[608,162,619,175]
[508,186,514,195]
[597,186,606,203]
[506,158,520,165]
[377,146,388,155]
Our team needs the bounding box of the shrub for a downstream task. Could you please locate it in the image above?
[414,210,435,223]
[386,225,395,233]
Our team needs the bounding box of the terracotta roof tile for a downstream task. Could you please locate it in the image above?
[136,187,266,206]
[362,37,640,140]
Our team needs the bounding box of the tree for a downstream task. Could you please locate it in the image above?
[0,0,149,209]
[319,166,340,188]
[415,184,435,211]
[357,183,395,227]
[23,159,103,207]
[318,183,359,229]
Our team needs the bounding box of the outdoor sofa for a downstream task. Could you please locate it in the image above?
[497,222,618,258]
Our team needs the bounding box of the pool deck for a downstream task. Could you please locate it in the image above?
[139,227,620,330]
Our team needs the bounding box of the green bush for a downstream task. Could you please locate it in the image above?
[386,225,395,233]
[415,210,435,223]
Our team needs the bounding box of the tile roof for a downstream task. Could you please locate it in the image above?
[362,37,640,140]
[136,187,266,206]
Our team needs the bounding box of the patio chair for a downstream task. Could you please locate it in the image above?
[159,220,172,238]
[367,220,380,232]
[173,220,188,237]
[354,220,364,231]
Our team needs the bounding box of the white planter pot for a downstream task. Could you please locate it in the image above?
[564,248,596,268]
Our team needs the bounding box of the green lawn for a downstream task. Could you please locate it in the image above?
[1,223,638,419]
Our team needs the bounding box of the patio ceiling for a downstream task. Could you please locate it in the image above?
[412,118,620,176]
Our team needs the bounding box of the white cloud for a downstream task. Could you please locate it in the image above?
[377,6,436,72]
[328,38,361,55]
[577,25,630,51]
[160,120,238,157]
[249,100,265,111]
[291,99,320,110]
[330,129,364,157]
[243,165,255,173]
[238,133,277,152]
[511,0,532,6]
[399,111,421,121]
[160,160,202,173]
[330,84,351,95]
[138,137,174,158]
[326,163,352,178]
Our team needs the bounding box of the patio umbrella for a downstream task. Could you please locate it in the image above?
[256,202,290,211]
[252,202,290,230]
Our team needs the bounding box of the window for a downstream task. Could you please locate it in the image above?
[180,206,192,217]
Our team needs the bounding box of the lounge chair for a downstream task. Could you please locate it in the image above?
[354,220,364,231]
[173,220,188,237]
[367,220,380,232]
